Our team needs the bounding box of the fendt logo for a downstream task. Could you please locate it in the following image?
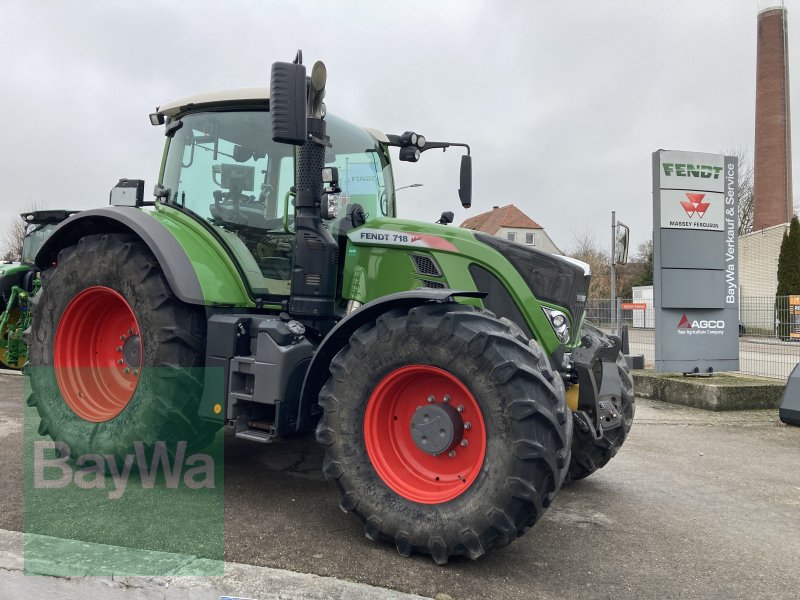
[662,163,723,180]
[680,193,710,219]
[677,313,725,335]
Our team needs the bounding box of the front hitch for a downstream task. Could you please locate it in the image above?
[570,331,623,441]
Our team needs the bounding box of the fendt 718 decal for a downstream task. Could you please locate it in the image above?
[348,228,457,252]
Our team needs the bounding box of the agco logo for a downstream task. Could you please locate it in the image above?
[677,313,725,335]
[680,193,710,219]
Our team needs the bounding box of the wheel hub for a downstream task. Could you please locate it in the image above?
[122,334,141,368]
[364,364,487,504]
[410,402,463,455]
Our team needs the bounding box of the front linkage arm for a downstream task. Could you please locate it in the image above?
[570,331,624,442]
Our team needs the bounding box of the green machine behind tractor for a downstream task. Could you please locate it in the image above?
[26,52,634,563]
[0,210,76,369]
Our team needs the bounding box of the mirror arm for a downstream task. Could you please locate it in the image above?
[420,141,470,156]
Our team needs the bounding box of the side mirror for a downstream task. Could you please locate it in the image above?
[270,60,307,145]
[615,221,630,265]
[458,155,472,208]
[437,211,454,225]
[110,179,145,207]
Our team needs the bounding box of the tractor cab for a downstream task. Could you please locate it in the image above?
[155,89,395,299]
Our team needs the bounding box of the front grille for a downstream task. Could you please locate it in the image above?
[410,254,442,277]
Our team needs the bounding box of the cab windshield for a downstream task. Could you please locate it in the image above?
[160,110,394,297]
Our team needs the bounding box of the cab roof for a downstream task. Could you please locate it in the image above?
[155,87,389,143]
[157,87,270,117]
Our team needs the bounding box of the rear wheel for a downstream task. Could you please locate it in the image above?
[316,303,572,564]
[27,233,217,459]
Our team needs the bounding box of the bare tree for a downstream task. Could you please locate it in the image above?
[725,147,754,236]
[1,199,45,262]
[568,227,610,298]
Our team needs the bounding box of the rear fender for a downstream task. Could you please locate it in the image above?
[35,207,205,304]
[296,289,486,432]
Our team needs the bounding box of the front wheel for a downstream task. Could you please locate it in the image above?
[316,303,572,564]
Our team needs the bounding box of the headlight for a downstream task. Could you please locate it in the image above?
[543,307,570,343]
[322,193,340,219]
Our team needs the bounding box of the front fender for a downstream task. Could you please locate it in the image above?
[296,289,486,431]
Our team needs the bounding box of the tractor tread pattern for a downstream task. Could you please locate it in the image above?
[316,303,572,564]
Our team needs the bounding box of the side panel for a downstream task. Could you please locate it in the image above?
[341,218,562,353]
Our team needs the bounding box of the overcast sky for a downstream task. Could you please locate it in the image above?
[0,0,795,256]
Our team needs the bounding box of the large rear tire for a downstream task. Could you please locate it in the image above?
[316,303,572,564]
[27,233,217,459]
[566,323,635,482]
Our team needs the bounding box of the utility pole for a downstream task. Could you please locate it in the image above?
[611,210,617,334]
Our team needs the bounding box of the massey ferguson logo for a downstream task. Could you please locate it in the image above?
[680,193,710,219]
[677,313,725,335]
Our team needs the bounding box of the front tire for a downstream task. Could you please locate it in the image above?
[316,303,572,564]
[27,233,217,459]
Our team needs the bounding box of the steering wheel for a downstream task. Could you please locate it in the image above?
[211,190,272,229]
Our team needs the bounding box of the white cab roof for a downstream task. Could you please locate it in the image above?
[155,87,389,145]
[157,87,270,117]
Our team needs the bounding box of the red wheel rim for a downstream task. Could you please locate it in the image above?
[364,365,487,504]
[54,286,141,422]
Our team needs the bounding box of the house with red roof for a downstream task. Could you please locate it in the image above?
[459,204,562,255]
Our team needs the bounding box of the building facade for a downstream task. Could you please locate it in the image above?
[459,205,562,255]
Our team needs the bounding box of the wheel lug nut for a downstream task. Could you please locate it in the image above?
[120,335,126,342]
[460,439,468,447]
[443,395,451,403]
[427,395,435,403]
[117,359,124,365]
[457,404,464,413]
[132,369,139,376]
[464,422,472,430]
[116,346,123,352]
[128,328,134,335]
[448,450,456,458]
[123,367,130,374]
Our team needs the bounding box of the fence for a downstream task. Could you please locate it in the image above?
[584,295,800,380]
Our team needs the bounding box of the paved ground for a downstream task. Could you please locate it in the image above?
[1,370,799,599]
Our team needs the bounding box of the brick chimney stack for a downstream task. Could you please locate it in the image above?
[754,5,793,231]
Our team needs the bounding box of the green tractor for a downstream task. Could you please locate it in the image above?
[27,53,633,563]
[0,210,77,369]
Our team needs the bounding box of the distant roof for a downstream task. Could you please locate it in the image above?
[460,204,543,234]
